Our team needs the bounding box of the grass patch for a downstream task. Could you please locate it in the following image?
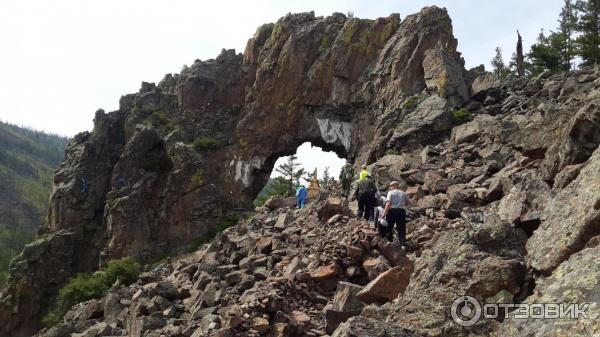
[187,215,239,252]
[385,149,399,156]
[191,169,204,186]
[452,108,473,125]
[403,94,426,112]
[146,111,173,129]
[192,137,220,151]
[43,257,141,327]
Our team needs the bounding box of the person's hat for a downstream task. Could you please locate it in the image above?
[361,164,367,168]
[390,181,399,186]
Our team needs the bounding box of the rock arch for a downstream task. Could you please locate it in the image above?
[1,7,474,336]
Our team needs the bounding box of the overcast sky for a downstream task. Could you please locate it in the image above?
[0,0,563,178]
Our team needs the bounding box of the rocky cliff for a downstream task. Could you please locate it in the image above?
[2,5,600,337]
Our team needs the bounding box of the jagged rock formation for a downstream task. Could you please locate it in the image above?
[2,5,600,337]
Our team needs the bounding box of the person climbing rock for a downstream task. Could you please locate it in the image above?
[296,185,307,209]
[354,174,377,220]
[358,164,369,181]
[373,192,387,234]
[339,164,355,198]
[381,181,407,247]
[80,177,89,194]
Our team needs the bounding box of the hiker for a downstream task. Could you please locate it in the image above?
[116,176,127,188]
[373,192,387,233]
[296,185,307,209]
[380,181,407,247]
[80,177,89,193]
[354,174,377,220]
[339,164,355,198]
[358,164,369,181]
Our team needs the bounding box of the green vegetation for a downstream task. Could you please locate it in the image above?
[0,120,68,287]
[403,94,426,112]
[145,111,173,129]
[191,169,204,186]
[188,215,240,252]
[452,108,473,125]
[192,137,220,151]
[493,0,600,77]
[140,150,173,173]
[385,149,400,156]
[43,257,141,327]
[0,227,32,285]
[253,178,290,207]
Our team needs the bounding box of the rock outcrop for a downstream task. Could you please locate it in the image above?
[2,5,600,337]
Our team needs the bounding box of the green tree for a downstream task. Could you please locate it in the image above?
[558,0,579,69]
[527,29,564,75]
[516,31,526,76]
[274,155,304,196]
[320,166,333,188]
[491,47,509,79]
[576,0,600,66]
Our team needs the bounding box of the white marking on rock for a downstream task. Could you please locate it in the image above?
[316,118,352,150]
[234,157,265,187]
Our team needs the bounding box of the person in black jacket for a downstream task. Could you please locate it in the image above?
[354,174,377,220]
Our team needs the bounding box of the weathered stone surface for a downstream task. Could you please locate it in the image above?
[423,48,469,106]
[362,256,391,280]
[310,263,343,282]
[527,147,600,275]
[332,316,416,337]
[332,282,364,312]
[357,265,413,303]
[0,230,76,337]
[317,198,350,222]
[497,245,600,337]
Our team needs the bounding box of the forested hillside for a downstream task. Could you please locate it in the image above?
[0,120,68,285]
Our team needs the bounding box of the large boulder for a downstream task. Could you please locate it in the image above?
[423,48,469,106]
[387,215,527,336]
[541,98,600,180]
[356,265,413,304]
[497,244,600,336]
[0,230,76,337]
[527,146,600,275]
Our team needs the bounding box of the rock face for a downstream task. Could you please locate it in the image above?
[2,5,600,337]
[526,146,600,275]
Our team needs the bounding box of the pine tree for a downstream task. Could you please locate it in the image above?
[516,31,525,76]
[527,29,563,75]
[320,166,332,188]
[275,155,305,196]
[491,47,508,79]
[576,0,600,66]
[558,0,578,70]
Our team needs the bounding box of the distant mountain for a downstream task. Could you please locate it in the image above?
[0,120,69,284]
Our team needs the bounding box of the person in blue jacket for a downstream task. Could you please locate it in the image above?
[296,185,307,209]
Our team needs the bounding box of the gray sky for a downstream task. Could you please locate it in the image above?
[0,1,562,177]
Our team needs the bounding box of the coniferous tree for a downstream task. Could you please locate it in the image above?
[274,155,305,196]
[516,31,526,76]
[527,29,564,75]
[558,0,578,69]
[491,47,508,79]
[320,166,333,188]
[576,0,600,66]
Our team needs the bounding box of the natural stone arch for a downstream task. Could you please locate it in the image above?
[1,7,473,336]
[224,104,362,206]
